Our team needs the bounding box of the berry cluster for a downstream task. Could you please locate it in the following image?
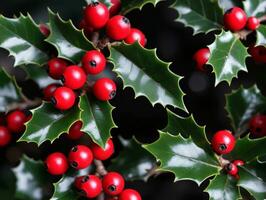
[0,110,31,147]
[45,136,142,199]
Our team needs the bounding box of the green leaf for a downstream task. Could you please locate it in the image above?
[238,160,266,200]
[46,10,95,63]
[0,68,21,112]
[172,0,223,35]
[12,156,50,200]
[225,85,266,134]
[226,135,266,163]
[109,42,186,111]
[0,165,16,200]
[256,25,266,47]
[85,0,112,7]
[143,132,220,184]
[207,30,248,86]
[243,0,266,18]
[79,95,115,148]
[218,0,243,10]
[108,137,155,181]
[205,173,240,200]
[120,0,163,14]
[19,102,80,145]
[0,14,48,66]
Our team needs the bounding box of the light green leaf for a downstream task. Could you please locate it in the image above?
[256,25,266,47]
[121,0,163,14]
[243,0,266,17]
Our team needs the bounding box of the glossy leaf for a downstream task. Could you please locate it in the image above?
[143,132,220,184]
[12,156,50,200]
[218,0,243,10]
[85,0,112,7]
[0,68,21,112]
[256,25,266,47]
[238,160,266,199]
[79,95,115,148]
[0,14,48,66]
[109,42,186,111]
[206,173,240,200]
[19,102,80,145]
[108,137,155,181]
[225,85,266,134]
[172,0,223,35]
[207,30,248,86]
[120,0,163,14]
[46,10,95,63]
[243,0,266,17]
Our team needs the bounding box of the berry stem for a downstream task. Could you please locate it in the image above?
[218,156,230,168]
[234,29,252,40]
[7,98,42,112]
[91,32,100,46]
[94,159,108,176]
[258,15,266,22]
[97,36,110,49]
[96,192,105,200]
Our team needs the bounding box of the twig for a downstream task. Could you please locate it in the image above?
[6,98,42,112]
[218,156,230,168]
[94,159,108,176]
[91,32,100,46]
[143,163,161,181]
[234,29,252,40]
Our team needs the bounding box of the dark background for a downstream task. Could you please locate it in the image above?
[0,0,259,199]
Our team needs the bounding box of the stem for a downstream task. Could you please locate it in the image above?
[94,159,108,176]
[234,29,252,40]
[143,163,161,181]
[258,15,266,22]
[97,36,110,49]
[218,156,230,168]
[91,32,100,46]
[7,98,42,112]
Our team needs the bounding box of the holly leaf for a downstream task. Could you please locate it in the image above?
[84,0,112,7]
[120,0,163,14]
[143,132,220,184]
[238,160,266,200]
[12,156,51,200]
[243,0,266,18]
[207,30,248,86]
[108,137,155,181]
[0,14,48,66]
[0,68,22,112]
[46,10,95,63]
[19,102,80,145]
[109,42,186,111]
[256,25,266,47]
[172,0,223,35]
[218,0,243,10]
[225,85,266,134]
[205,174,241,200]
[79,94,115,148]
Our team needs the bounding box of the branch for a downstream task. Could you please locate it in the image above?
[94,159,108,176]
[6,98,42,112]
[234,29,252,40]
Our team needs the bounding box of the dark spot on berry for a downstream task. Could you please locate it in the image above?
[219,144,227,151]
[108,185,117,192]
[51,97,57,105]
[89,60,97,67]
[225,8,233,14]
[82,176,89,183]
[72,146,78,152]
[122,17,130,24]
[109,90,116,99]
[71,161,78,168]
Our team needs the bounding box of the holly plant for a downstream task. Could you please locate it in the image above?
[0,0,265,199]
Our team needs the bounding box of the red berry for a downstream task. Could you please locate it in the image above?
[79,175,102,198]
[246,16,260,30]
[106,15,131,40]
[223,7,247,32]
[47,58,68,80]
[233,160,245,166]
[67,121,84,140]
[6,110,27,133]
[62,65,87,90]
[110,0,121,16]
[119,189,142,200]
[102,172,125,196]
[225,163,238,176]
[82,50,106,75]
[249,114,266,138]
[39,23,50,37]
[84,2,109,29]
[0,126,11,147]
[43,83,61,101]
[93,78,117,101]
[79,19,94,36]
[68,145,93,169]
[124,28,147,47]
[193,48,210,71]
[51,87,76,110]
[211,130,235,154]
[248,46,266,64]
[45,152,68,175]
[74,176,84,189]
[91,138,114,160]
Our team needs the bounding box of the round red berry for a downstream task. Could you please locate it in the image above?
[193,48,210,71]
[6,110,27,133]
[68,145,93,169]
[91,138,114,160]
[233,160,245,166]
[0,126,11,147]
[119,189,142,200]
[109,0,121,16]
[79,175,102,198]
[43,83,61,101]
[45,152,68,175]
[249,114,266,138]
[211,130,235,155]
[124,28,147,47]
[82,50,106,75]
[223,7,247,32]
[225,163,238,176]
[248,46,266,63]
[47,58,68,80]
[93,78,116,101]
[67,121,84,140]
[106,15,131,40]
[51,87,76,110]
[246,16,260,30]
[39,23,50,37]
[102,172,125,196]
[84,2,109,29]
[62,65,87,90]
